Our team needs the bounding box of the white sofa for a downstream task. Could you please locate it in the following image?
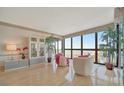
[73,56,94,76]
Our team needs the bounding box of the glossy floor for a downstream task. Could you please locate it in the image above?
[0,63,123,86]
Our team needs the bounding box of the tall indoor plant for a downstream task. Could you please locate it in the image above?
[45,36,57,63]
[99,27,122,70]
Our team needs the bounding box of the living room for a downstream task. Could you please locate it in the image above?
[0,7,124,86]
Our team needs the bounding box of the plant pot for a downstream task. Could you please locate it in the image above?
[47,57,52,63]
[21,54,25,59]
[105,63,113,70]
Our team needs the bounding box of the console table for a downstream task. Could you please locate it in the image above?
[0,56,46,71]
[4,59,29,70]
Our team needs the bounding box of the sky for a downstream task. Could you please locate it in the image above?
[65,33,94,49]
[65,31,106,49]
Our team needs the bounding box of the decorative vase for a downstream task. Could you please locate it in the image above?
[22,54,25,59]
[47,57,51,63]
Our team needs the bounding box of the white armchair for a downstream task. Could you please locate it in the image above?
[59,56,67,66]
[73,56,94,76]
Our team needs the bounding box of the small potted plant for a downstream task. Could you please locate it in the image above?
[16,47,28,59]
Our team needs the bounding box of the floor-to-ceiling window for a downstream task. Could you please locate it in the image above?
[72,36,81,58]
[64,30,121,66]
[65,38,71,58]
[64,32,101,63]
[55,40,62,54]
[58,40,62,53]
[64,33,95,61]
[97,31,107,64]
[82,33,95,62]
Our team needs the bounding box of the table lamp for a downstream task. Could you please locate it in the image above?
[6,44,17,60]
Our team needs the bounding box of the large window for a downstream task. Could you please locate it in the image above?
[64,30,122,67]
[65,38,71,58]
[55,41,58,53]
[72,36,81,58]
[97,31,118,65]
[83,33,95,49]
[83,50,95,62]
[64,33,95,60]
[97,51,106,64]
[65,38,71,49]
[65,50,71,58]
[72,36,81,49]
[72,50,81,58]
[97,31,107,64]
[98,31,106,49]
[58,40,62,53]
[55,40,62,54]
[82,33,95,62]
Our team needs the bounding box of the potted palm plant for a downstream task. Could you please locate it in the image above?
[99,27,119,70]
[45,36,57,63]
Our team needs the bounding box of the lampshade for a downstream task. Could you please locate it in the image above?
[6,44,17,51]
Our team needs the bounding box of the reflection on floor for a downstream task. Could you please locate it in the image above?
[0,63,123,86]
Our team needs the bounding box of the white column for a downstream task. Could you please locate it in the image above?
[122,7,124,85]
[114,7,124,85]
[114,8,123,68]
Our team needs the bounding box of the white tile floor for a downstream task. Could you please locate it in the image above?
[0,63,123,86]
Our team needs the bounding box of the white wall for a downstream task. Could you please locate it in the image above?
[0,25,48,55]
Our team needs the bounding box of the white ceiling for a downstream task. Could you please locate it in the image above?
[0,8,114,36]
